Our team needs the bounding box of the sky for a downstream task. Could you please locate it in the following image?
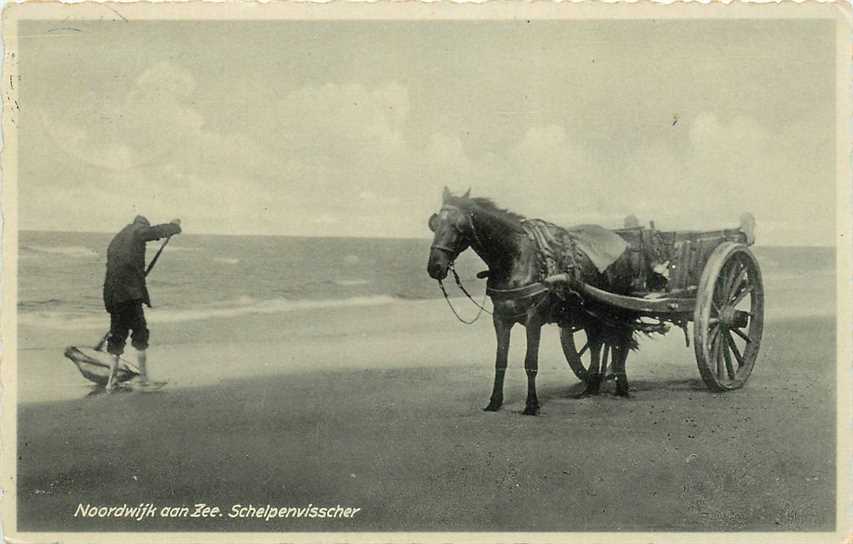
[18,19,837,245]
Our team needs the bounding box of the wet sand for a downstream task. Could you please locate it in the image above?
[15,289,837,533]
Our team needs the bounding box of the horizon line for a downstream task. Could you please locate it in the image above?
[18,228,433,242]
[17,228,837,248]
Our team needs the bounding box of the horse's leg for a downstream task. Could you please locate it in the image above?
[522,322,543,415]
[612,332,632,398]
[576,326,604,397]
[484,317,512,412]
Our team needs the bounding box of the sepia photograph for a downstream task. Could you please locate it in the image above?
[1,2,849,542]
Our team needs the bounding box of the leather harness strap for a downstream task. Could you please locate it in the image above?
[486,282,550,301]
[431,204,580,307]
[485,220,584,304]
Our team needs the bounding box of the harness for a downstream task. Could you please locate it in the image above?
[431,207,575,322]
[432,206,671,336]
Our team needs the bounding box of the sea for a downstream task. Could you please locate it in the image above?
[17,230,836,344]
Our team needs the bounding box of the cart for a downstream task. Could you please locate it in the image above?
[557,214,764,392]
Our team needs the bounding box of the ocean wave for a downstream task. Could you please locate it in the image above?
[20,245,99,258]
[18,299,65,310]
[333,279,369,287]
[213,257,241,265]
[18,295,398,330]
[165,246,203,253]
[763,270,836,283]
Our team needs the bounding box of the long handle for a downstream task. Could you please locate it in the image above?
[94,332,111,351]
[145,235,173,276]
[95,236,173,351]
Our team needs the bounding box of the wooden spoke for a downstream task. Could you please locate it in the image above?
[714,277,724,301]
[722,338,736,380]
[708,325,721,351]
[720,265,735,297]
[713,333,724,379]
[714,261,733,303]
[731,284,754,307]
[731,326,751,343]
[727,271,745,298]
[725,332,745,367]
[712,301,722,317]
[560,328,596,384]
[725,263,746,298]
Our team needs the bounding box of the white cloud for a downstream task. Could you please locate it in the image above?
[275,82,409,161]
[24,63,834,245]
[616,112,834,244]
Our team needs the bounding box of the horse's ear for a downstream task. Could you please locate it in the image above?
[442,186,451,202]
[462,187,471,199]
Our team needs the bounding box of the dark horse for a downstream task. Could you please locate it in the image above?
[427,188,639,415]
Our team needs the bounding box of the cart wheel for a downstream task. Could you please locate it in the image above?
[693,242,764,391]
[560,327,593,383]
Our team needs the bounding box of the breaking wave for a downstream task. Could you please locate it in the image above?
[20,245,99,258]
[333,279,369,287]
[18,295,398,330]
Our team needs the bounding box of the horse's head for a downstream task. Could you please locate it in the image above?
[427,187,473,280]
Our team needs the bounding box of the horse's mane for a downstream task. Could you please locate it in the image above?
[470,197,527,223]
[447,195,527,229]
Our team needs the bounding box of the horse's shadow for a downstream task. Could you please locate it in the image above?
[537,376,706,401]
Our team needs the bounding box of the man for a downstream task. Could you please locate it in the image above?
[103,215,182,391]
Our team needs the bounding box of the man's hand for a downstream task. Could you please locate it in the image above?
[171,218,181,226]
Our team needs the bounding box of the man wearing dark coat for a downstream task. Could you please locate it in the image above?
[103,215,182,391]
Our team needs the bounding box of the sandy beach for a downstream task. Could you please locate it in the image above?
[15,276,837,533]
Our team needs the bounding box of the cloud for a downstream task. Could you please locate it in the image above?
[135,61,197,98]
[616,112,834,244]
[275,82,409,164]
[23,61,834,245]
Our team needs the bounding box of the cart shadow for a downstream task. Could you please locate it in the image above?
[625,378,708,392]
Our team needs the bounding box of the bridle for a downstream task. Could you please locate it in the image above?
[429,204,563,323]
[429,205,492,323]
[429,204,482,256]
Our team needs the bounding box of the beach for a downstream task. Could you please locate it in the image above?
[15,273,837,532]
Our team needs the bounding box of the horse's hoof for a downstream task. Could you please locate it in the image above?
[575,374,603,398]
[614,377,630,397]
[522,405,539,416]
[483,401,502,412]
[574,383,601,398]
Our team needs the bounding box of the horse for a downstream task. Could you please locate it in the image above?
[426,187,639,415]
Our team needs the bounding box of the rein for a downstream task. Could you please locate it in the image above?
[437,264,491,325]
